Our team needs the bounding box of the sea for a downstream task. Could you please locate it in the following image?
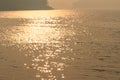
[0,9,120,80]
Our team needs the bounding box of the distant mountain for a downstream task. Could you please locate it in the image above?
[0,0,53,10]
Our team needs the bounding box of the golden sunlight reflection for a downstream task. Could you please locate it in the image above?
[17,26,60,43]
[21,25,75,79]
[20,27,75,80]
[0,10,78,80]
[11,24,75,44]
[0,10,78,18]
[6,10,76,80]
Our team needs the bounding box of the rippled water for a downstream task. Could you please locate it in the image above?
[0,10,120,80]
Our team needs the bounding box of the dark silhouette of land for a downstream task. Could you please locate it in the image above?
[0,0,53,10]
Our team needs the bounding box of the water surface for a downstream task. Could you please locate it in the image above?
[0,10,120,80]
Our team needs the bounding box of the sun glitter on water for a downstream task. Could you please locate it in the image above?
[4,10,76,80]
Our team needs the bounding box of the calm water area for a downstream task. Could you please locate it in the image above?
[0,10,120,80]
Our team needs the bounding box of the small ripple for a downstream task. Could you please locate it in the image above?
[91,68,106,72]
[11,65,19,68]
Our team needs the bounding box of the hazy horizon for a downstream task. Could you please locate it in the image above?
[49,0,120,9]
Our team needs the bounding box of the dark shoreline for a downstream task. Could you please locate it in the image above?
[0,7,54,11]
